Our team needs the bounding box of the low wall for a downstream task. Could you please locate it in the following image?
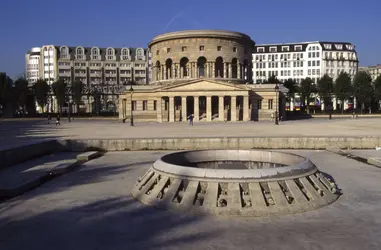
[61,137,381,151]
[0,140,65,170]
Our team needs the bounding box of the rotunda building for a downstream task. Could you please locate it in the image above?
[149,30,255,84]
[119,30,287,123]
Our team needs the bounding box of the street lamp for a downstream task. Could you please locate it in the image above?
[275,83,279,125]
[129,81,134,126]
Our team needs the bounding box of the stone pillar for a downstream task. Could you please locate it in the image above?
[219,96,224,121]
[186,65,190,78]
[237,63,241,79]
[156,97,162,122]
[229,63,232,79]
[231,96,237,122]
[194,96,199,121]
[172,65,176,79]
[206,96,212,121]
[223,63,227,78]
[206,62,210,78]
[243,95,249,121]
[164,67,167,80]
[181,96,187,121]
[169,96,175,122]
[211,62,215,78]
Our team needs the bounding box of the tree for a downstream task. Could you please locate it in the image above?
[0,72,7,107]
[14,77,29,113]
[373,75,381,110]
[317,74,334,112]
[334,72,352,114]
[283,78,298,98]
[72,79,84,116]
[353,72,373,113]
[52,80,67,114]
[34,79,50,113]
[299,77,314,114]
[265,75,281,84]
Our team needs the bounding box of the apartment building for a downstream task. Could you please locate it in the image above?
[25,47,41,84]
[359,64,381,81]
[252,41,358,84]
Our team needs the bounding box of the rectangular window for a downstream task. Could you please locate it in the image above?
[312,61,316,66]
[308,69,311,75]
[317,69,320,75]
[312,69,316,75]
[295,45,302,51]
[282,46,290,52]
[199,46,205,51]
[132,101,137,111]
[270,47,277,52]
[217,46,222,51]
[317,61,320,66]
[308,61,311,66]
[153,100,157,111]
[268,99,273,109]
[167,48,171,53]
[308,52,311,58]
[143,100,148,111]
[257,100,262,109]
[257,47,264,53]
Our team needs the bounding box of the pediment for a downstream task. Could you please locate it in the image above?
[157,79,248,92]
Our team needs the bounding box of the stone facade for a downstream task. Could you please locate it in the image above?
[119,30,287,122]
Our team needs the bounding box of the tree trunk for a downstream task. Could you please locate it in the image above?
[77,104,80,117]
[341,99,344,114]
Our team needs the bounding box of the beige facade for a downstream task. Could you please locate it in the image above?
[359,64,381,81]
[119,79,287,122]
[119,30,287,123]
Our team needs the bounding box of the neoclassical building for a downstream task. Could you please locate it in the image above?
[119,30,287,122]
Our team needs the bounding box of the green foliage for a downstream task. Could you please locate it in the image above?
[353,71,373,110]
[0,72,7,105]
[72,80,83,105]
[34,79,50,112]
[299,78,315,113]
[317,74,334,110]
[265,75,281,84]
[283,78,298,97]
[334,72,352,113]
[14,77,29,110]
[52,80,67,113]
[373,75,381,103]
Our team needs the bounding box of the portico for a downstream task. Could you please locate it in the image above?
[119,79,287,123]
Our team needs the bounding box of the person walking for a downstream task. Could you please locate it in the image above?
[56,114,61,126]
[187,114,194,126]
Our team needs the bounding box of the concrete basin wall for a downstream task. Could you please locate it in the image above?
[62,137,381,151]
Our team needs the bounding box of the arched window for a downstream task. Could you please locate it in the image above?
[136,48,144,60]
[215,57,224,78]
[231,58,238,78]
[76,47,84,59]
[155,61,161,80]
[180,57,189,78]
[91,47,100,60]
[121,48,130,60]
[197,57,207,77]
[106,47,115,60]
[165,59,173,79]
[60,46,69,59]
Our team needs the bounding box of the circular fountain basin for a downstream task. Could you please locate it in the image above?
[132,150,340,216]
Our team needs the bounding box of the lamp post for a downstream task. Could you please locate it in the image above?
[129,81,134,126]
[275,83,279,125]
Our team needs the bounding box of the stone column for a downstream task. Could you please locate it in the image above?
[181,96,187,121]
[243,95,249,121]
[237,63,241,79]
[169,96,175,122]
[219,96,224,121]
[172,65,176,79]
[206,96,212,121]
[156,97,162,122]
[164,67,167,80]
[194,96,199,121]
[186,65,190,78]
[223,63,227,78]
[211,62,215,78]
[206,62,209,78]
[231,96,237,122]
[229,63,232,79]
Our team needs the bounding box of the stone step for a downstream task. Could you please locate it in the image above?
[0,151,99,199]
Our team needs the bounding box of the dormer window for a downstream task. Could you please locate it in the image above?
[335,44,343,50]
[106,47,115,60]
[136,48,145,60]
[60,46,69,59]
[91,47,100,60]
[282,46,289,52]
[76,47,85,60]
[269,47,277,52]
[257,47,264,53]
[121,48,130,60]
[294,45,302,51]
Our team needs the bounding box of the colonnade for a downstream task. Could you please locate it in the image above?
[153,60,252,82]
[156,95,250,122]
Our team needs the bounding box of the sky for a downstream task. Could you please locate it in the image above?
[1,0,380,78]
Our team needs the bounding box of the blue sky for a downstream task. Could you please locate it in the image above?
[1,0,380,78]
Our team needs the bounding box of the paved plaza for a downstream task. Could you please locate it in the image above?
[1,117,381,149]
[0,150,380,250]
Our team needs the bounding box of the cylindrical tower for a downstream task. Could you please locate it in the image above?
[148,30,255,84]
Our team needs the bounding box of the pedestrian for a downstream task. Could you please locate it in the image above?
[187,114,194,126]
[270,112,274,122]
[56,114,61,126]
[48,114,51,124]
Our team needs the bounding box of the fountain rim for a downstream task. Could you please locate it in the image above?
[153,150,317,181]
